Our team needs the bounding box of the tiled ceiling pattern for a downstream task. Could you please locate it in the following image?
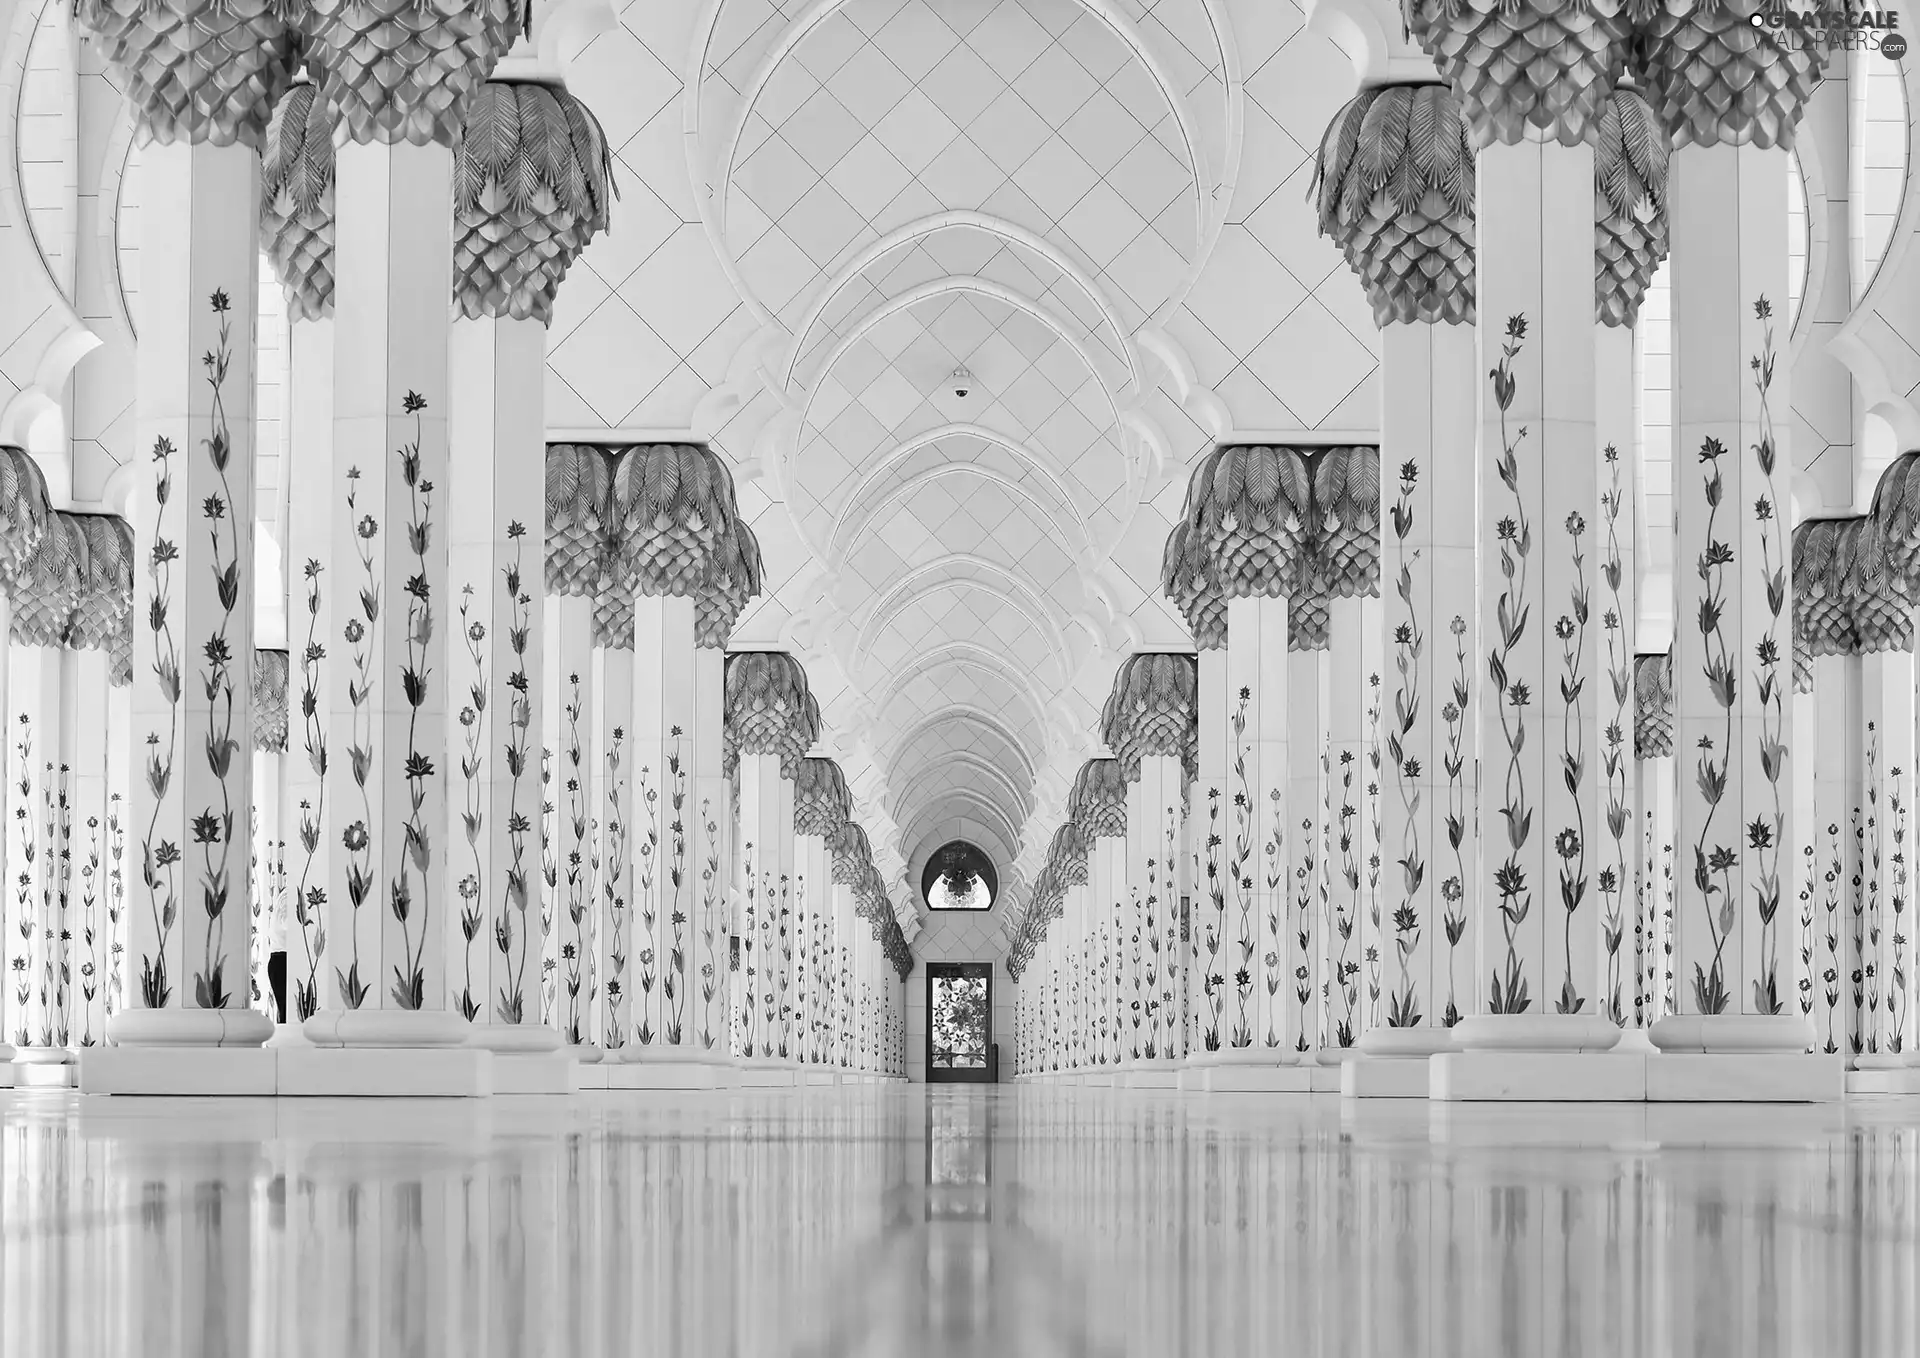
[553,0,1378,917]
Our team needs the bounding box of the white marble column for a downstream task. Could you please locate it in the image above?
[1074,763,1128,1072]
[1321,597,1377,1056]
[792,758,849,1074]
[1286,644,1323,1056]
[591,628,632,1056]
[1634,653,1678,1031]
[1644,15,1822,1055]
[261,79,333,1032]
[1857,646,1915,1064]
[69,648,111,1049]
[0,449,50,1078]
[72,3,300,1081]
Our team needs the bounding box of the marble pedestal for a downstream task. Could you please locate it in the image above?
[80,1046,279,1096]
[739,1059,799,1088]
[1341,1057,1430,1098]
[1846,1064,1920,1096]
[276,1048,493,1097]
[608,1048,729,1089]
[19,1062,77,1089]
[1125,1060,1180,1089]
[1190,1055,1320,1092]
[491,1053,578,1095]
[1645,1054,1842,1103]
[1431,1052,1650,1102]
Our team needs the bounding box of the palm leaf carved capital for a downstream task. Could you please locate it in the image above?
[261,80,336,320]
[1068,758,1129,838]
[724,650,819,776]
[252,648,290,752]
[793,757,850,836]
[1628,0,1827,151]
[1594,85,1670,328]
[1633,651,1672,759]
[303,0,526,148]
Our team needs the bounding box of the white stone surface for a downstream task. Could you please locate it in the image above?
[1431,1052,1648,1103]
[274,1048,492,1098]
[1644,1054,1844,1104]
[1340,1055,1429,1099]
[79,1047,277,1096]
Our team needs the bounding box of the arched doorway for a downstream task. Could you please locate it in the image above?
[926,962,993,1083]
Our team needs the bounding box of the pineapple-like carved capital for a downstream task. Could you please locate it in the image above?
[1160,519,1226,651]
[1313,83,1476,326]
[610,443,750,601]
[1289,586,1332,653]
[544,443,614,597]
[304,0,526,148]
[74,0,303,150]
[1632,651,1672,759]
[1100,652,1198,781]
[793,757,850,836]
[11,513,88,648]
[724,650,820,776]
[1630,0,1827,151]
[1182,445,1316,603]
[454,80,616,325]
[0,446,51,589]
[593,578,632,650]
[697,517,763,650]
[1048,822,1089,888]
[1794,515,1912,663]
[830,820,872,886]
[64,514,134,656]
[261,81,336,321]
[253,648,290,753]
[1594,85,1670,328]
[1068,758,1131,839]
[1401,0,1632,148]
[1869,450,1920,596]
[1314,445,1382,605]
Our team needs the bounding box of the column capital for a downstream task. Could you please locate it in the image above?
[261,80,335,322]
[1068,758,1129,838]
[1049,821,1089,887]
[723,650,820,776]
[1312,443,1382,608]
[1313,82,1476,326]
[610,445,762,640]
[453,80,615,325]
[0,445,53,588]
[1633,651,1672,760]
[74,0,304,150]
[830,820,873,886]
[303,0,525,148]
[1100,652,1198,781]
[1181,444,1316,602]
[1630,3,1827,151]
[1159,519,1227,651]
[882,918,912,980]
[252,649,289,753]
[1402,0,1631,148]
[544,442,614,597]
[63,514,133,659]
[1794,515,1913,669]
[1595,85,1671,329]
[1870,451,1920,596]
[793,757,851,836]
[11,512,87,648]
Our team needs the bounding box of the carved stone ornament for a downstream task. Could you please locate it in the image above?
[454,80,616,325]
[303,0,526,148]
[63,513,134,656]
[1049,822,1089,888]
[1794,515,1911,664]
[1068,757,1129,839]
[260,80,336,322]
[73,0,303,149]
[830,820,872,887]
[11,512,87,648]
[1159,518,1226,652]
[1629,0,1828,151]
[0,445,51,587]
[1183,445,1315,603]
[723,650,820,776]
[610,444,758,613]
[1313,82,1476,327]
[252,648,290,753]
[793,757,851,836]
[544,442,613,597]
[1401,0,1632,148]
[696,516,763,650]
[1868,450,1920,596]
[1100,652,1199,782]
[1312,445,1382,604]
[1632,651,1673,760]
[1593,85,1670,329]
[593,578,633,650]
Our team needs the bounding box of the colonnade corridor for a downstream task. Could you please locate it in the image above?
[1,1083,1915,1357]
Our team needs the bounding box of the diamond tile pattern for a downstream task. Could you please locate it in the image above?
[538,0,1385,933]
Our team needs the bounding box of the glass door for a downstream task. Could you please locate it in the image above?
[926,962,993,1083]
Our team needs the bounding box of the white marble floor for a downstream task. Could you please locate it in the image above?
[2,1086,1918,1358]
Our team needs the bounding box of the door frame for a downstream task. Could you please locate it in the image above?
[925,962,994,1083]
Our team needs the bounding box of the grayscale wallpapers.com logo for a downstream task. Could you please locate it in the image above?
[1751,3,1908,57]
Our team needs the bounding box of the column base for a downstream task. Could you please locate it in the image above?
[1645,1052,1841,1102]
[466,1024,564,1056]
[276,1046,492,1096]
[266,1022,314,1048]
[17,1050,78,1088]
[0,1046,12,1088]
[1432,1051,1649,1102]
[490,1053,579,1095]
[1453,1014,1623,1052]
[1846,1066,1920,1095]
[1316,1045,1362,1066]
[1187,1050,1320,1092]
[609,1045,730,1088]
[569,1043,606,1065]
[302,1010,472,1047]
[1341,1056,1431,1098]
[1358,1027,1456,1057]
[80,1045,278,1096]
[737,1057,797,1087]
[107,1009,275,1048]
[801,1068,839,1086]
[1125,1059,1182,1088]
[1648,1014,1817,1054]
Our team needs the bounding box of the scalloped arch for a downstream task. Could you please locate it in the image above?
[852,557,1071,678]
